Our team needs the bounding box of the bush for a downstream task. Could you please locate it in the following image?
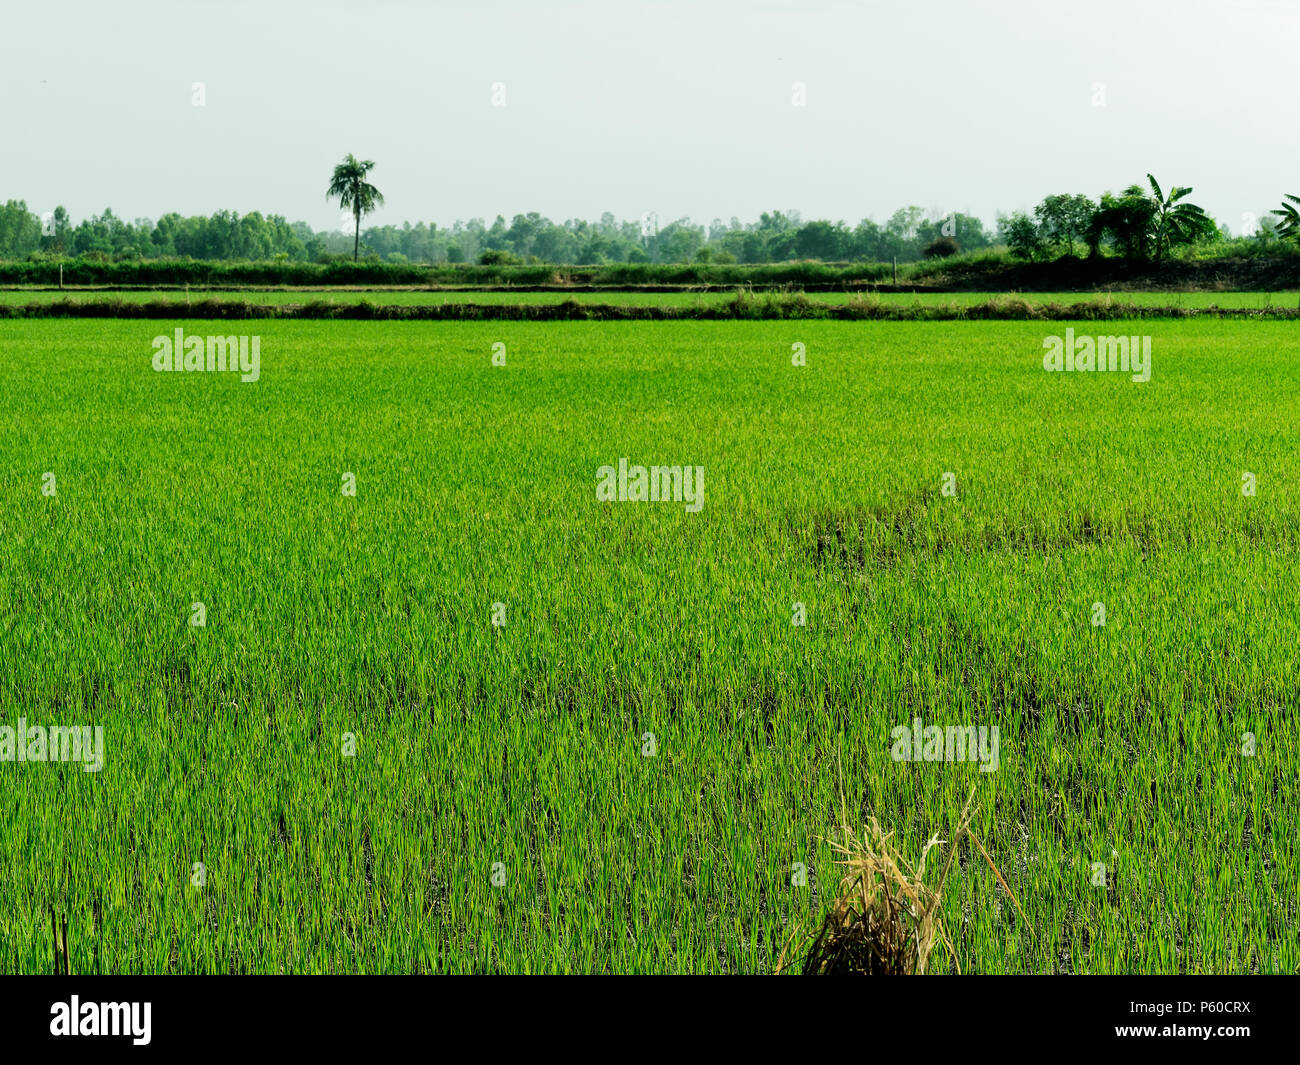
[922,236,961,259]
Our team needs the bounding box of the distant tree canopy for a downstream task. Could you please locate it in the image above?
[1,175,1290,266]
[0,200,313,261]
[0,200,998,265]
[1033,194,1095,257]
[1001,176,1221,263]
[0,200,43,258]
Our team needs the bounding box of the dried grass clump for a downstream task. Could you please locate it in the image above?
[783,787,1021,975]
[981,293,1042,319]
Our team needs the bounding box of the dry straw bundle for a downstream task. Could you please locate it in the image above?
[782,786,1023,975]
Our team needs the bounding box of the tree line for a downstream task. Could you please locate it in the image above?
[2,163,1297,266]
[0,200,997,265]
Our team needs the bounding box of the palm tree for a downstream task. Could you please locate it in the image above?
[326,154,384,261]
[1146,174,1213,261]
[1272,194,1300,240]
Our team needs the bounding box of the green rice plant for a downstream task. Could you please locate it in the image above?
[0,317,1295,973]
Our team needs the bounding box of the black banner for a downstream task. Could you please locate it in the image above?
[1,976,1288,1054]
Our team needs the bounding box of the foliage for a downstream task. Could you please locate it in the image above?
[1272,194,1300,241]
[3,318,1296,973]
[1001,212,1045,261]
[1085,186,1150,259]
[0,179,1285,267]
[1033,194,1095,256]
[1085,178,1214,261]
[922,236,961,259]
[326,154,385,262]
[1146,175,1216,261]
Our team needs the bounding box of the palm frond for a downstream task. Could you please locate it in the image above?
[1270,194,1300,238]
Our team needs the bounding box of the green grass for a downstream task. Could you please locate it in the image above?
[2,317,1296,974]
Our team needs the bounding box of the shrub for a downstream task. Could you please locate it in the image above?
[922,236,961,259]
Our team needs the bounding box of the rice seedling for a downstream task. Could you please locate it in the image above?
[1,316,1295,974]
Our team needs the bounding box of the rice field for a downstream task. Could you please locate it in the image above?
[2,316,1296,974]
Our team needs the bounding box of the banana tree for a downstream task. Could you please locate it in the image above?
[1147,174,1214,261]
[1272,194,1300,240]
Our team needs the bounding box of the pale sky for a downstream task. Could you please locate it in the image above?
[3,0,1296,234]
